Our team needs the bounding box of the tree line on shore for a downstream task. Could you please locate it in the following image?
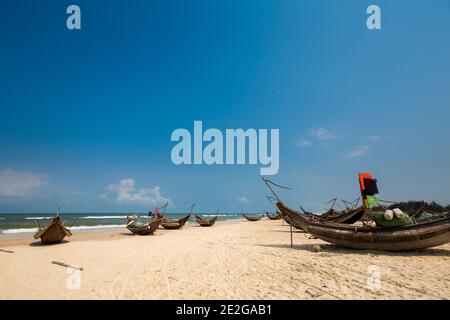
[387,201,450,213]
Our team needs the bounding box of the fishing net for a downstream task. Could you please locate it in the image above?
[372,211,413,228]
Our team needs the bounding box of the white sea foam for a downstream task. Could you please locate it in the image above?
[1,228,38,234]
[1,224,123,234]
[202,214,239,217]
[81,216,128,219]
[25,217,52,220]
[69,224,123,231]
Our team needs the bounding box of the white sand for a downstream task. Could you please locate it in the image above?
[0,219,449,299]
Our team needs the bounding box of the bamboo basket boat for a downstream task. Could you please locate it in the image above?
[34,216,72,244]
[195,215,217,227]
[160,214,190,230]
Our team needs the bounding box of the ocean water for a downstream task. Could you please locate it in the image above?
[0,212,243,235]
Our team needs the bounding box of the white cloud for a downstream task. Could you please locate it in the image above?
[365,135,390,140]
[294,139,312,147]
[309,128,337,141]
[237,196,251,205]
[294,128,336,148]
[345,145,369,159]
[103,178,173,206]
[0,169,48,197]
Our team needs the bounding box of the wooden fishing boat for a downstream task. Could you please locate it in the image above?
[126,219,161,235]
[242,214,264,221]
[266,212,282,220]
[160,215,190,230]
[266,195,302,229]
[195,215,217,227]
[34,216,72,244]
[276,201,450,251]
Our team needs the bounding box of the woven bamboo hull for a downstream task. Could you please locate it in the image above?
[161,215,190,229]
[278,209,308,230]
[267,212,282,220]
[307,223,450,251]
[277,201,450,251]
[195,215,217,227]
[242,214,264,221]
[127,219,161,235]
[34,217,72,244]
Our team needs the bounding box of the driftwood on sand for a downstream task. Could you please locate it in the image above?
[52,261,83,271]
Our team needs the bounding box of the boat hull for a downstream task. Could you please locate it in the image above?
[277,201,450,251]
[127,219,160,235]
[195,215,217,227]
[242,214,264,221]
[161,215,190,230]
[34,217,72,244]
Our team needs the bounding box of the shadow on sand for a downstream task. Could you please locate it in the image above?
[29,240,70,247]
[270,229,306,234]
[257,243,450,257]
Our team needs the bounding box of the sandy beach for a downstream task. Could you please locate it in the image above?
[0,219,449,300]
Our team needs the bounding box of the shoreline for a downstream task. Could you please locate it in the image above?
[0,219,243,246]
[0,215,245,239]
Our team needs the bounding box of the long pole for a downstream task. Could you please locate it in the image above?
[290,225,293,248]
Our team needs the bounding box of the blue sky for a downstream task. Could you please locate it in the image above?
[0,0,449,213]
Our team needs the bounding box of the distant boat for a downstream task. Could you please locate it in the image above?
[126,219,161,235]
[195,215,217,227]
[160,215,190,230]
[266,212,282,220]
[242,214,264,222]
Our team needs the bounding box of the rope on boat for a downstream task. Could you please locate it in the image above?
[188,203,196,214]
[158,202,169,214]
[342,197,360,208]
[56,201,64,218]
[261,177,291,201]
[69,217,79,229]
[325,198,337,210]
[266,195,278,209]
